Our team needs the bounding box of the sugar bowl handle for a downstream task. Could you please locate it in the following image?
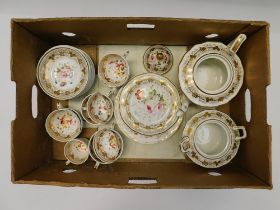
[233,126,247,141]
[180,136,191,153]
[228,34,247,53]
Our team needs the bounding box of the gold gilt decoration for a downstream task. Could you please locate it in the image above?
[119,73,182,136]
[179,42,244,107]
[37,46,91,100]
[98,54,129,88]
[181,110,242,168]
[114,88,184,144]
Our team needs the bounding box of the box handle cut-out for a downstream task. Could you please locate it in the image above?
[62,32,76,37]
[127,24,155,30]
[208,171,222,176]
[128,177,158,184]
[62,169,77,174]
[205,33,219,39]
[245,89,251,122]
[32,85,38,118]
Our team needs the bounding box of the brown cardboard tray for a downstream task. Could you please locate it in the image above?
[11,17,271,189]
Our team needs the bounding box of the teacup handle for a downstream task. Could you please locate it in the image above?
[97,121,115,131]
[233,126,247,141]
[180,136,192,153]
[108,88,117,97]
[57,102,64,110]
[123,50,130,59]
[177,101,189,116]
[228,34,247,53]
[65,160,71,165]
[94,161,100,169]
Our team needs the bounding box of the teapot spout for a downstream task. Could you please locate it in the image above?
[228,34,247,53]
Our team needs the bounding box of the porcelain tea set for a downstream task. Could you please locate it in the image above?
[37,34,247,169]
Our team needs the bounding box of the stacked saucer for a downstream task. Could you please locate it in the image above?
[37,45,95,100]
[115,73,187,144]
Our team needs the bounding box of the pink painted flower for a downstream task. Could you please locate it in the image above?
[157,102,163,110]
[147,105,152,113]
[135,89,144,100]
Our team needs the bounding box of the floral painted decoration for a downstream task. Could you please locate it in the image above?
[54,63,74,87]
[95,130,122,162]
[120,73,181,136]
[98,54,129,88]
[47,109,81,141]
[144,45,173,75]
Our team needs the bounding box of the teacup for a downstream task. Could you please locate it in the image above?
[81,93,114,125]
[98,51,130,90]
[143,45,173,75]
[180,110,246,168]
[64,138,89,165]
[45,103,83,142]
[88,128,123,169]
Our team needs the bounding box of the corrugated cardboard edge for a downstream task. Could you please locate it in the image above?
[12,180,272,189]
[264,23,272,189]
[266,23,272,188]
[10,19,16,182]
[9,17,272,189]
[10,17,269,26]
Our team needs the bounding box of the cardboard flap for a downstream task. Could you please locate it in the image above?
[11,21,52,180]
[14,17,263,45]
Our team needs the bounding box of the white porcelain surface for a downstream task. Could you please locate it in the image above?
[115,88,184,144]
[193,54,233,94]
[37,45,94,100]
[194,120,230,158]
[119,73,181,135]
[94,129,122,162]
[98,54,129,88]
[143,45,173,75]
[88,129,123,168]
[179,34,246,107]
[80,94,96,125]
[45,109,82,142]
[87,93,113,124]
[180,110,246,168]
[64,138,89,165]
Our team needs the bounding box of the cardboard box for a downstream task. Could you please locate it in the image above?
[11,17,272,189]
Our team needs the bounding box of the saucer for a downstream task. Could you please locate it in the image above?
[179,42,244,107]
[37,45,95,100]
[181,110,246,168]
[119,73,181,136]
[115,88,184,144]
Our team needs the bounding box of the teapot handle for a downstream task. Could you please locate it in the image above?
[228,34,247,53]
